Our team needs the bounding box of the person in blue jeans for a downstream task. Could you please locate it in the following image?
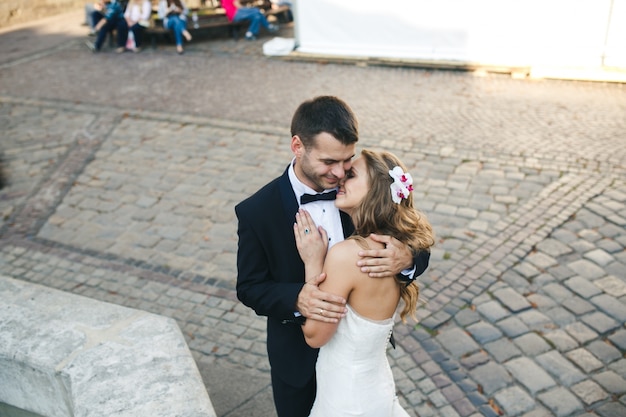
[87,0,128,53]
[158,0,193,54]
[222,0,279,41]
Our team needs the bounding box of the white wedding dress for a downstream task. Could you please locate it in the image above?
[309,305,410,417]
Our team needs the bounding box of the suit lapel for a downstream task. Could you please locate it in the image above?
[278,166,299,226]
[340,210,354,238]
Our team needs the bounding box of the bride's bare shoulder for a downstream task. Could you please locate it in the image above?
[328,239,360,255]
[328,236,385,259]
[324,241,362,284]
[326,239,361,265]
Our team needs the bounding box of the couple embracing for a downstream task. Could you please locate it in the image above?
[236,96,434,417]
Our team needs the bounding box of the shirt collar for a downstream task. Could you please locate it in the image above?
[288,158,337,201]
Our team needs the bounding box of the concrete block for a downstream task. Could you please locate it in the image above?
[0,275,216,417]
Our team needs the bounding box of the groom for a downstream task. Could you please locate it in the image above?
[235,96,430,417]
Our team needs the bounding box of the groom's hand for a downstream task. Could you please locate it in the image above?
[356,233,412,278]
[297,273,347,323]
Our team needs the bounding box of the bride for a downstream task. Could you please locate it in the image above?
[294,149,435,416]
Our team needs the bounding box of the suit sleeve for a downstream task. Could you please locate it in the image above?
[413,249,430,278]
[398,249,430,283]
[235,202,304,321]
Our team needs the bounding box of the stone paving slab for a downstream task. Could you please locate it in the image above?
[1,10,625,417]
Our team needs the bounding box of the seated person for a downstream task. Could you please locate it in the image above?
[221,0,279,41]
[84,1,104,35]
[158,0,193,54]
[270,0,292,22]
[88,0,128,53]
[124,0,152,52]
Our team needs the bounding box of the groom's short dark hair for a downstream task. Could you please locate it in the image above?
[290,96,359,148]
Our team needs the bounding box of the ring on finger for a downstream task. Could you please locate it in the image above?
[319,308,324,316]
[304,228,310,234]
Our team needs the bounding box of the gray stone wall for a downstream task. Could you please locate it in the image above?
[0,275,216,417]
[0,0,85,28]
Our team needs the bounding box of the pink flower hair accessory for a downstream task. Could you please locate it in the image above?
[389,166,414,204]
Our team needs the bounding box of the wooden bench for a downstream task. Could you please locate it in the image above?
[146,10,245,47]
[146,3,291,48]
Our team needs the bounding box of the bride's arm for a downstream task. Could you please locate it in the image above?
[293,210,327,282]
[303,243,355,348]
[294,209,347,323]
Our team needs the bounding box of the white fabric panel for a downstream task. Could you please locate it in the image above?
[294,0,624,68]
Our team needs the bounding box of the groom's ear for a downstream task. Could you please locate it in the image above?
[291,135,304,157]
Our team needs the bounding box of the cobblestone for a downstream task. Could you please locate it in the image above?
[571,379,609,406]
[505,357,556,395]
[595,402,626,417]
[537,386,583,417]
[493,287,532,313]
[469,361,512,396]
[588,340,622,364]
[536,350,586,386]
[494,386,535,416]
[566,348,605,373]
[514,333,552,356]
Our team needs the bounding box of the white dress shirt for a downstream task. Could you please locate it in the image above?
[288,160,344,249]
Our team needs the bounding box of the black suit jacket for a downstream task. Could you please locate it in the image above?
[235,166,429,387]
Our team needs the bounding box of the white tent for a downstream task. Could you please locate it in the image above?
[292,0,626,71]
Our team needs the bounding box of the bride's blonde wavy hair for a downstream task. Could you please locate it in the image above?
[349,149,435,322]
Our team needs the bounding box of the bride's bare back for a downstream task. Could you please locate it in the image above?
[322,237,401,321]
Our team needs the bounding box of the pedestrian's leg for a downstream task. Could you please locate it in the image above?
[258,12,271,30]
[166,18,181,46]
[168,17,184,53]
[259,12,278,32]
[116,19,129,49]
[181,18,192,42]
[92,11,104,31]
[234,8,259,39]
[133,24,145,48]
[246,10,262,35]
[94,19,110,49]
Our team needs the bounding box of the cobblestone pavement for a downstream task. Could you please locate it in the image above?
[1,10,625,417]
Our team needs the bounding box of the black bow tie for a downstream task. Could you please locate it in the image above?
[300,190,337,204]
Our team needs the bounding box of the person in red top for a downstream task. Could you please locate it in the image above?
[221,0,278,40]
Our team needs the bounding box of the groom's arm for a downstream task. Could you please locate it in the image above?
[235,203,304,319]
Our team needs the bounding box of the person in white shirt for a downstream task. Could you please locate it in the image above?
[124,0,152,52]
